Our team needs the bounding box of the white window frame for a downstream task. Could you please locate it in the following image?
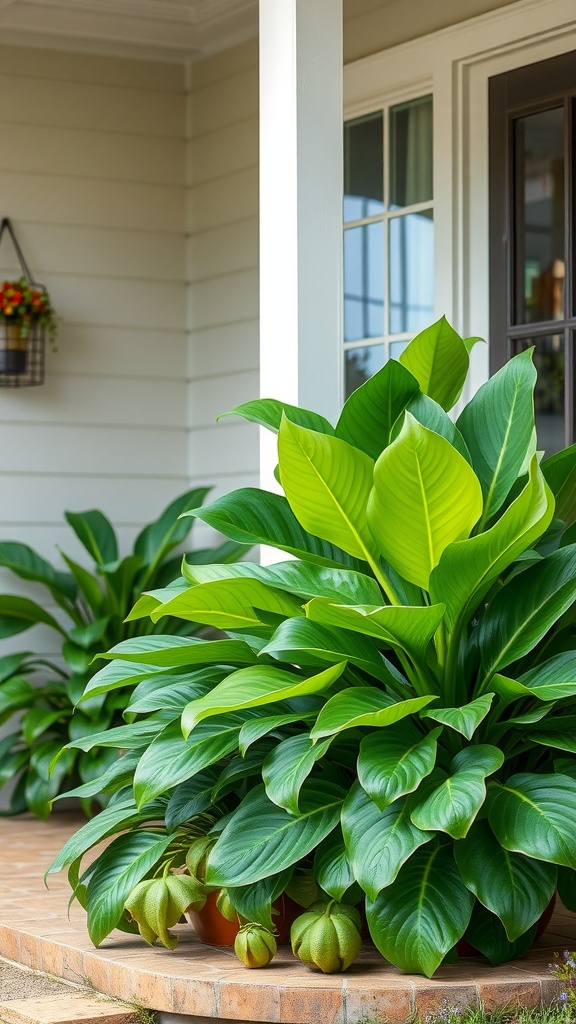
[343,0,576,407]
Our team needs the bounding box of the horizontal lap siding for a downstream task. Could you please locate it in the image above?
[187,41,260,527]
[0,46,189,572]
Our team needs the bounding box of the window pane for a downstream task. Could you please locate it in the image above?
[344,113,385,223]
[390,340,409,361]
[389,211,434,335]
[514,334,565,455]
[514,106,565,324]
[345,345,386,398]
[390,96,433,209]
[344,223,384,342]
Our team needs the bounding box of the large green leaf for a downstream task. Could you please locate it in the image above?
[518,651,576,699]
[313,830,355,901]
[488,773,576,868]
[85,830,173,946]
[220,397,334,436]
[133,715,253,806]
[277,416,377,561]
[148,577,302,630]
[95,634,258,668]
[188,488,363,569]
[238,708,319,756]
[182,559,383,606]
[125,674,213,716]
[165,769,220,830]
[358,721,441,810]
[464,902,537,966]
[335,359,420,459]
[490,672,576,704]
[410,746,503,839]
[366,843,474,977]
[64,509,118,566]
[478,545,576,685]
[0,541,76,604]
[0,595,66,639]
[542,444,576,525]
[454,819,557,940]
[456,349,536,524]
[420,694,494,740]
[367,414,482,589]
[205,781,345,887]
[181,662,344,738]
[263,734,331,814]
[261,618,395,684]
[342,783,432,899]
[396,393,472,462]
[305,598,445,668]
[430,458,554,631]
[310,688,435,740]
[398,317,470,411]
[134,487,210,574]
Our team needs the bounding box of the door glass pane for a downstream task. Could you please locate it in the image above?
[514,334,565,455]
[389,211,434,334]
[344,113,384,223]
[514,106,565,324]
[390,96,433,209]
[344,223,384,342]
[345,344,386,398]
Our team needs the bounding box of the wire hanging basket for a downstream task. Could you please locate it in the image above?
[0,219,52,387]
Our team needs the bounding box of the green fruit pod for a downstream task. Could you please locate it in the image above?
[291,900,362,973]
[234,922,277,968]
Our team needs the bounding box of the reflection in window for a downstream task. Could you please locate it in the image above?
[344,224,384,341]
[345,345,386,396]
[390,96,433,209]
[344,113,384,223]
[389,211,434,334]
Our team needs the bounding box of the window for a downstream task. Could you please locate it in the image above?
[489,52,576,454]
[343,96,433,398]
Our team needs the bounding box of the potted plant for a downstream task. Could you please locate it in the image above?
[0,277,57,373]
[48,318,576,977]
[0,488,248,817]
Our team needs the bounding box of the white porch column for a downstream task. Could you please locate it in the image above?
[259,0,343,495]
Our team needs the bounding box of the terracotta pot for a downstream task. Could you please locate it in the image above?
[187,890,302,947]
[457,894,556,957]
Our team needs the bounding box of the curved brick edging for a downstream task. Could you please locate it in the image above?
[0,815,574,1024]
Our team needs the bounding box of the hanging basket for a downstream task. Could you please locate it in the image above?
[0,219,52,388]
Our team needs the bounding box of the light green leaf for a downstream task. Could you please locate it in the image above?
[278,415,377,561]
[358,721,441,810]
[366,843,474,977]
[335,358,420,459]
[395,393,471,463]
[305,598,445,667]
[310,688,435,741]
[430,458,554,631]
[398,316,469,411]
[263,734,332,814]
[454,819,557,941]
[488,773,576,868]
[220,398,334,436]
[367,413,482,589]
[182,662,344,738]
[420,694,494,740]
[313,830,355,901]
[342,783,432,900]
[182,559,383,606]
[238,708,319,756]
[542,443,576,525]
[148,577,302,630]
[205,781,345,887]
[96,634,258,668]
[456,349,536,524]
[261,618,395,684]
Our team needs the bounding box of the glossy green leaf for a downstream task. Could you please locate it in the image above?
[488,773,576,868]
[395,393,471,463]
[367,414,482,589]
[261,618,394,683]
[430,458,554,631]
[478,546,576,685]
[0,541,76,604]
[463,902,537,966]
[64,509,118,566]
[205,781,345,887]
[542,443,576,525]
[148,576,302,630]
[263,734,332,814]
[182,662,344,738]
[188,488,363,569]
[305,598,445,667]
[358,721,441,810]
[310,688,435,740]
[420,694,494,740]
[278,416,377,561]
[366,843,474,976]
[342,783,432,899]
[165,768,220,831]
[410,746,504,839]
[456,350,536,524]
[0,595,65,639]
[182,559,383,606]
[454,819,557,940]
[335,358,420,459]
[220,397,334,435]
[85,830,173,945]
[134,487,210,571]
[313,829,355,901]
[238,708,319,756]
[398,316,470,411]
[96,634,258,668]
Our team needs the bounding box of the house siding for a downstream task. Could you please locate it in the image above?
[0,45,189,653]
[186,40,260,545]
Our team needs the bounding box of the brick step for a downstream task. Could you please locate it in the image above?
[0,991,140,1024]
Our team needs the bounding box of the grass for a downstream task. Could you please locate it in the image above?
[355,1005,573,1024]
